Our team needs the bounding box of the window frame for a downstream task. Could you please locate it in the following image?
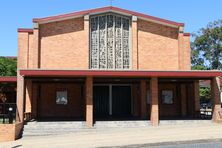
[89,12,132,70]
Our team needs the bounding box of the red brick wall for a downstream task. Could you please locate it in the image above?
[37,83,85,119]
[158,83,181,117]
[0,124,15,142]
[158,82,195,118]
[137,19,180,70]
[0,122,23,142]
[132,83,140,117]
[18,15,191,71]
[39,17,89,69]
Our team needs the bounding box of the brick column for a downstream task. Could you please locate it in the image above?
[182,34,191,70]
[211,77,221,122]
[84,15,90,68]
[17,31,29,122]
[132,16,138,70]
[31,83,38,119]
[150,77,159,126]
[86,76,93,127]
[16,75,25,122]
[178,33,191,70]
[140,80,147,119]
[194,80,200,116]
[178,33,184,70]
[25,80,32,120]
[18,32,29,68]
[32,28,40,68]
[180,84,187,117]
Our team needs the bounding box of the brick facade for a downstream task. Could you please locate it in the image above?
[18,11,191,71]
[12,7,221,142]
[16,7,194,126]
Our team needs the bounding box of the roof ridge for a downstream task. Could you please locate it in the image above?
[33,6,184,27]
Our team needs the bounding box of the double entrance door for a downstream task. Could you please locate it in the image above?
[93,85,132,119]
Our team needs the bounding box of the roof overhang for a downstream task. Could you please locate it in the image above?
[17,28,33,33]
[33,6,184,28]
[0,76,17,82]
[19,69,222,79]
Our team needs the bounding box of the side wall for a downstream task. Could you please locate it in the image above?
[34,82,85,119]
[158,82,195,118]
[137,19,180,70]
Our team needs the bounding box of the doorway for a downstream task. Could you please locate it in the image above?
[93,85,132,119]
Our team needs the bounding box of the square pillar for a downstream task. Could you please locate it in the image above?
[132,16,138,69]
[86,76,93,127]
[181,84,187,117]
[25,80,32,121]
[150,77,159,126]
[84,15,90,68]
[178,33,184,70]
[194,80,200,116]
[16,75,25,122]
[211,77,221,122]
[31,29,40,68]
[31,83,38,119]
[140,80,147,118]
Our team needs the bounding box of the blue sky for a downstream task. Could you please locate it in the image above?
[0,0,221,56]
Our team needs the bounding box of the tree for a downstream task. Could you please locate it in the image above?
[191,19,222,70]
[199,87,211,103]
[0,57,17,105]
[0,57,17,76]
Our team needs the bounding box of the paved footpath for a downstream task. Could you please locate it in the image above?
[1,123,222,148]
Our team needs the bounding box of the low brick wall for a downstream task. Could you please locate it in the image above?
[0,122,23,142]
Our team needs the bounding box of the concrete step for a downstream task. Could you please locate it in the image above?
[159,120,212,125]
[23,121,88,137]
[94,120,152,128]
[25,121,86,126]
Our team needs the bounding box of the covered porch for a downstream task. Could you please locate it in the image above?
[18,70,222,127]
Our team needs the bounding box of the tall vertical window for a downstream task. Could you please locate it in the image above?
[90,13,131,69]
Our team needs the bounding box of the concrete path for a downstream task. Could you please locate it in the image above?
[1,123,222,148]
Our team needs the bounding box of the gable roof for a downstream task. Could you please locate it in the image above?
[33,6,184,28]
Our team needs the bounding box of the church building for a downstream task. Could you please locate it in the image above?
[1,6,222,141]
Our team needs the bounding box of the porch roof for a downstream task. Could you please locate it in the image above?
[19,69,222,79]
[0,76,17,82]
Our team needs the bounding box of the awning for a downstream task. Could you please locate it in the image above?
[0,76,17,82]
[19,69,222,79]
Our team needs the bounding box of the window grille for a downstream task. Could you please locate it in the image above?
[90,13,131,69]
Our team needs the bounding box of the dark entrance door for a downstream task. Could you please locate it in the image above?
[93,86,109,118]
[93,85,132,119]
[112,86,131,118]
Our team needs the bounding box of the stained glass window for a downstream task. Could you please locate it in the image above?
[90,13,131,69]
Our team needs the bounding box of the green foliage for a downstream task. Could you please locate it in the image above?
[0,57,17,76]
[199,87,211,103]
[191,19,222,70]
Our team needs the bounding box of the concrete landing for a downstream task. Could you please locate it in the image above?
[1,122,222,147]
